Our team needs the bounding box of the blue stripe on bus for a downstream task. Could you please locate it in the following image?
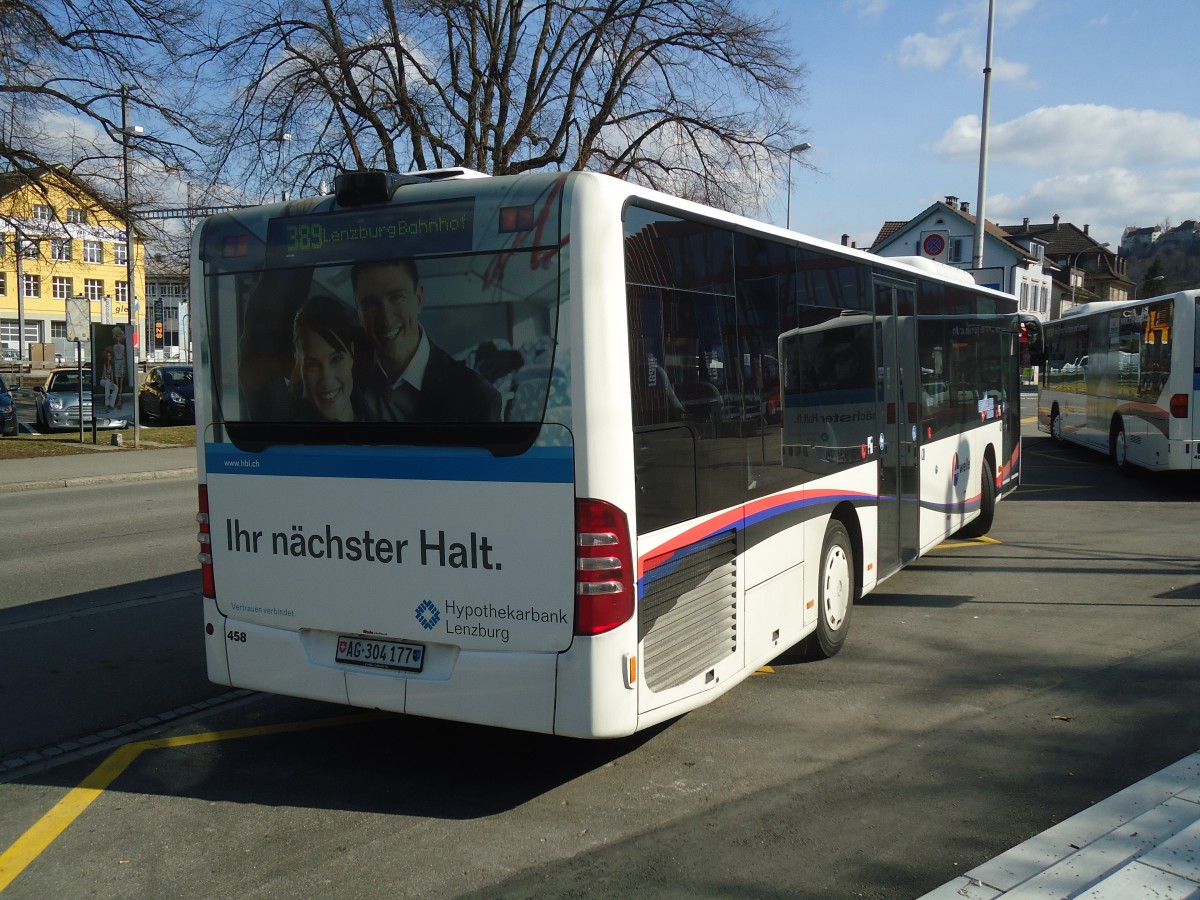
[204,442,574,483]
[920,496,980,515]
[639,490,872,592]
[742,491,867,529]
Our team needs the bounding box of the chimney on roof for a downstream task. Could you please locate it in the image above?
[945,195,958,207]
[1053,214,1060,228]
[841,234,849,246]
[960,201,970,213]
[1023,217,1030,229]
[1083,224,1090,236]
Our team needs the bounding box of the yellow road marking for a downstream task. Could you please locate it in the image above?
[0,711,384,892]
[755,665,775,675]
[936,535,1001,550]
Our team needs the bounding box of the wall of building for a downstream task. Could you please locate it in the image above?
[0,171,144,361]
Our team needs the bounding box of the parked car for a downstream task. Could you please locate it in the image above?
[0,373,17,436]
[138,364,195,424]
[35,367,129,431]
[922,380,950,406]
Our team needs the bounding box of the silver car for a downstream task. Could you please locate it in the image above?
[35,367,130,431]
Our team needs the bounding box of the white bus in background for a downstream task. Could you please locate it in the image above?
[193,168,1024,738]
[1038,291,1199,472]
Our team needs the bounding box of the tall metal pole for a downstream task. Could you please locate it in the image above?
[0,212,29,362]
[785,142,812,231]
[972,0,996,269]
[786,156,794,231]
[122,85,140,448]
[1068,242,1109,309]
[13,219,26,363]
[1132,275,1164,303]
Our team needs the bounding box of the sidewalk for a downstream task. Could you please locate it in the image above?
[0,443,197,493]
[921,751,1200,898]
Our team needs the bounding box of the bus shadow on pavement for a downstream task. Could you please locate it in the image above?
[1013,436,1200,503]
[853,591,974,610]
[20,700,669,820]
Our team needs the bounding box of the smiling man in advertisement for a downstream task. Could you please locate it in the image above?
[351,258,502,422]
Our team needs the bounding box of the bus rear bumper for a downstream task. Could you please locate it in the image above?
[204,601,561,733]
[203,597,232,687]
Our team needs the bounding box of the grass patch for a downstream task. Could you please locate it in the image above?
[0,424,196,460]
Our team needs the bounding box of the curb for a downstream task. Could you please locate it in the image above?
[0,689,256,784]
[0,466,196,494]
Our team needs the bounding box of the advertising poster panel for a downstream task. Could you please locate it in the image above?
[90,323,133,418]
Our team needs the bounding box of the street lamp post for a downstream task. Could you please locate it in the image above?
[181,304,190,364]
[1,214,30,363]
[15,220,26,365]
[278,132,293,201]
[972,0,996,269]
[786,142,812,231]
[1068,242,1110,310]
[121,85,141,448]
[1133,275,1165,302]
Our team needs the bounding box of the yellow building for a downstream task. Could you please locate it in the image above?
[0,165,145,361]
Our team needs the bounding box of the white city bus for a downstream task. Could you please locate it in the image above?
[194,169,1024,738]
[1037,290,1199,471]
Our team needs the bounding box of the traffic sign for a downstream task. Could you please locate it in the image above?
[922,233,946,257]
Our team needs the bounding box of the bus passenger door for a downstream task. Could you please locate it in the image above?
[1000,328,1022,491]
[874,279,920,578]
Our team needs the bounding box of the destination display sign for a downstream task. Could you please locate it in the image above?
[265,197,475,266]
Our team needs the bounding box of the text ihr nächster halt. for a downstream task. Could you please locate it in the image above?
[224,519,501,569]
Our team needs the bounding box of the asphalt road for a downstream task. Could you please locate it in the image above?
[0,479,218,758]
[1,426,1197,899]
[0,478,198,608]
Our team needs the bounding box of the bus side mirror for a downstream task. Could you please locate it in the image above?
[1019,316,1045,366]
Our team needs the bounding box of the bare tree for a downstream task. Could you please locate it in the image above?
[199,0,808,212]
[0,0,208,208]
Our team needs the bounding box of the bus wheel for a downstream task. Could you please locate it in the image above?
[1050,405,1063,441]
[957,458,995,538]
[802,520,854,660]
[1110,419,1133,475]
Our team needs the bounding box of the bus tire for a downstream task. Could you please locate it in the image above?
[1050,404,1063,441]
[802,520,855,660]
[1110,419,1133,475]
[957,458,995,538]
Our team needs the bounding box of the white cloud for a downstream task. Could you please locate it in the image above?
[843,0,889,19]
[897,29,1029,84]
[896,1,1037,83]
[896,31,961,70]
[996,0,1040,25]
[987,167,1200,246]
[930,103,1200,246]
[936,105,1200,168]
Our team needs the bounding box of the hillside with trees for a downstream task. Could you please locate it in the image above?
[1121,221,1200,296]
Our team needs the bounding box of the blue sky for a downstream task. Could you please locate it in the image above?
[761,0,1200,252]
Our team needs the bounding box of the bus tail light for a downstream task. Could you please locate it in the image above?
[197,485,216,599]
[574,498,635,636]
[1170,393,1188,418]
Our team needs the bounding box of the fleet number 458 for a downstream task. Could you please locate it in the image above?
[227,630,247,642]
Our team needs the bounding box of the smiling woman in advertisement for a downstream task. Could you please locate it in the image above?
[291,295,369,422]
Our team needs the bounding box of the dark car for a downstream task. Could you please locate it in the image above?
[0,373,17,436]
[139,364,195,424]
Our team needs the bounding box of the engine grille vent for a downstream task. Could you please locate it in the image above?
[640,530,737,692]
